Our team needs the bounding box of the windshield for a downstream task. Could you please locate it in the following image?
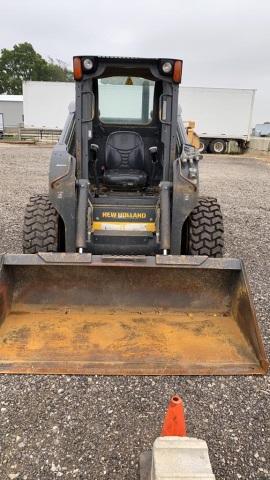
[98,76,155,125]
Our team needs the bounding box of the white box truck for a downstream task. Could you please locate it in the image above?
[22,82,255,154]
[23,81,75,129]
[179,87,255,153]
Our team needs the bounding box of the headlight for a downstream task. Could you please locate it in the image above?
[83,58,94,71]
[162,62,173,74]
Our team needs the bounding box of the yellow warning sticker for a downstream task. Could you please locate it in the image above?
[93,221,155,232]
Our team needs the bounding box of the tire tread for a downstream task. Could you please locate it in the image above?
[23,194,59,253]
[188,197,224,257]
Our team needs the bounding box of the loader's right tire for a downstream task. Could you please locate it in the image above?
[23,194,63,253]
[187,197,224,257]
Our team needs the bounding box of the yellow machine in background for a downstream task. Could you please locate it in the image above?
[184,121,201,149]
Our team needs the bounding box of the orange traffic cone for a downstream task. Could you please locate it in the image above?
[160,395,187,437]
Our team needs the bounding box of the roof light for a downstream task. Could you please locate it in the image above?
[73,57,83,80]
[173,60,183,83]
[162,62,173,74]
[83,58,94,71]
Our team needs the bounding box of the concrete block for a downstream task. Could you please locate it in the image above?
[248,137,270,152]
[150,436,215,480]
[227,140,241,154]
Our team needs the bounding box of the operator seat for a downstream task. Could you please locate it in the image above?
[103,131,147,188]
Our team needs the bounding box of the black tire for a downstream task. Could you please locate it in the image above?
[187,197,224,257]
[198,139,208,153]
[23,194,61,253]
[209,139,226,154]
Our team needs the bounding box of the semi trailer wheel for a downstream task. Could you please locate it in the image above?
[187,197,224,257]
[23,194,63,253]
[198,139,208,153]
[209,139,226,154]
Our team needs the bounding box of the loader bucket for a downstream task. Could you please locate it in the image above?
[0,254,268,375]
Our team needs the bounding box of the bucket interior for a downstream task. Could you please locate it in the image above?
[0,264,267,375]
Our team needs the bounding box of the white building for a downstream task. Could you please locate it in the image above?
[0,95,24,128]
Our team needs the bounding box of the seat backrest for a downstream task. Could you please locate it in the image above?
[105,131,144,170]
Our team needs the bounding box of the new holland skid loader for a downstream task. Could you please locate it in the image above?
[0,56,268,374]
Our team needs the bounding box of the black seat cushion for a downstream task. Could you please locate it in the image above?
[103,169,147,188]
[104,131,146,188]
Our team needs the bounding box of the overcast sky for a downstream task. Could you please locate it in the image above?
[1,0,270,124]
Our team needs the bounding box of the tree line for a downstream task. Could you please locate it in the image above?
[0,42,72,95]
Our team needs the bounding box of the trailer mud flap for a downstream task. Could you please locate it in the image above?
[0,254,268,375]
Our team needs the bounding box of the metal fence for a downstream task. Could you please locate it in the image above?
[2,126,62,144]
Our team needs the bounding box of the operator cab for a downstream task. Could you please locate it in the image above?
[89,74,162,192]
[55,56,196,255]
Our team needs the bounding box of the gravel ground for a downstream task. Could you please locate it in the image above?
[0,144,269,480]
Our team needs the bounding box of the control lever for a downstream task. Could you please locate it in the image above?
[149,146,158,187]
[90,144,100,191]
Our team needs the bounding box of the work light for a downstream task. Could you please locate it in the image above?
[162,62,173,74]
[83,58,94,71]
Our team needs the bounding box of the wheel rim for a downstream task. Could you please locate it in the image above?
[213,141,224,153]
[199,141,205,152]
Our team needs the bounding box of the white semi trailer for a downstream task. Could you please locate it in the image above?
[179,87,255,153]
[23,82,255,154]
[23,81,75,129]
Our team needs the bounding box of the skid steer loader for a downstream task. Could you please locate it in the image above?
[0,56,268,375]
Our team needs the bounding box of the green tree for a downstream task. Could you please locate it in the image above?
[0,43,71,94]
[47,57,72,82]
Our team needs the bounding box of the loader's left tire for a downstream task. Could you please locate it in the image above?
[23,194,63,253]
[186,197,224,257]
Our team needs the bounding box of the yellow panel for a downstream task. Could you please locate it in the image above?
[92,221,156,232]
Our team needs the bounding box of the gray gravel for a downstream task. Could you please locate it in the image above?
[0,144,269,480]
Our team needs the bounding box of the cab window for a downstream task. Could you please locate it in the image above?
[98,76,155,125]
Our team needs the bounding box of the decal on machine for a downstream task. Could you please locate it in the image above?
[92,205,157,232]
[101,211,147,220]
